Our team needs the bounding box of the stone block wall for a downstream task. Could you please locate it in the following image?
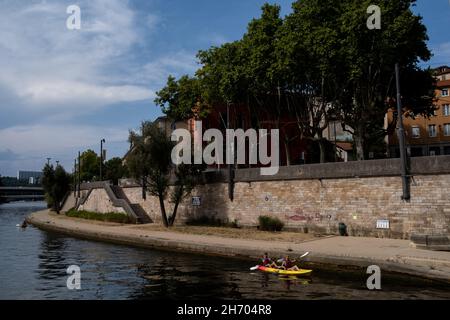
[83,156,450,239]
[121,174,450,239]
[79,188,126,215]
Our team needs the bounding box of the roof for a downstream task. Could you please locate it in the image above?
[435,66,450,76]
[154,116,168,123]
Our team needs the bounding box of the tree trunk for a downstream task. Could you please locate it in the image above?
[158,195,169,227]
[354,125,365,161]
[169,185,184,227]
[169,201,180,227]
[318,139,326,164]
[55,199,60,214]
[142,176,147,200]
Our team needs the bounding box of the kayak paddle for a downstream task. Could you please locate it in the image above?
[299,251,310,259]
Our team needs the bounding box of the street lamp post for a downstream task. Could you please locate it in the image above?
[78,151,81,198]
[74,159,77,197]
[100,139,106,181]
[395,63,411,201]
[46,158,51,166]
[334,120,337,162]
[227,102,234,201]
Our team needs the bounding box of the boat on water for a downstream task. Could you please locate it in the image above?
[256,265,313,276]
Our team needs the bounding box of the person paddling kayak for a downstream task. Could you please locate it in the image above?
[261,253,278,268]
[279,255,300,271]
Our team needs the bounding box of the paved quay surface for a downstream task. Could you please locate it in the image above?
[27,210,450,283]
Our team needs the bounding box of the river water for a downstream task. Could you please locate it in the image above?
[0,201,449,300]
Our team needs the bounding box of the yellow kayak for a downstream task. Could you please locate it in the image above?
[257,266,313,276]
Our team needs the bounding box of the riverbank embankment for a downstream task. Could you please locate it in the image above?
[27,210,450,283]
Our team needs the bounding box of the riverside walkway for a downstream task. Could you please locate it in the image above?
[27,210,450,283]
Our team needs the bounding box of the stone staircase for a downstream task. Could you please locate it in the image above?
[67,182,152,225]
[110,185,153,224]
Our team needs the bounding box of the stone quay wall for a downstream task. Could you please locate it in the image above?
[81,156,450,239]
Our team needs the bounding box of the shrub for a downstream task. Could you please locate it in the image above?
[258,215,284,232]
[66,209,131,224]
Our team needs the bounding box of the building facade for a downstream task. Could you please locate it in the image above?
[387,66,450,157]
[17,171,43,184]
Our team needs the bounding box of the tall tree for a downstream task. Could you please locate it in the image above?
[154,0,435,164]
[197,40,249,107]
[276,0,344,163]
[197,5,295,162]
[42,164,71,213]
[79,149,100,182]
[155,75,210,120]
[127,122,204,227]
[336,0,433,160]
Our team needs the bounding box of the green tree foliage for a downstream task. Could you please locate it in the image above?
[42,164,71,213]
[197,40,248,106]
[79,149,100,182]
[127,121,204,227]
[334,0,434,160]
[275,0,345,163]
[42,164,55,209]
[155,0,434,163]
[104,157,129,185]
[154,75,210,120]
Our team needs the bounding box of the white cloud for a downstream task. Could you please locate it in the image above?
[0,1,198,175]
[138,51,199,85]
[0,124,128,154]
[0,124,131,175]
[0,0,154,118]
[21,81,154,107]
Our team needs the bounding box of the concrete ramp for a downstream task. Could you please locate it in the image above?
[61,193,76,213]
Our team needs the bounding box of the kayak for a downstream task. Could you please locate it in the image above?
[257,266,312,276]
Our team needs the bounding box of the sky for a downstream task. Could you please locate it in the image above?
[0,0,449,177]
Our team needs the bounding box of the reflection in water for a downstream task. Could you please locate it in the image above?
[38,233,68,280]
[1,202,450,300]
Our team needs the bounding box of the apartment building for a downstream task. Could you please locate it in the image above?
[387,66,450,157]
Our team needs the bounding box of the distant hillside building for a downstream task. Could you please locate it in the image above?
[386,66,450,157]
[17,171,43,184]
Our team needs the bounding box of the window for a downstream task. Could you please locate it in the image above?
[442,89,449,97]
[444,124,450,137]
[444,105,450,116]
[428,124,437,137]
[411,126,420,138]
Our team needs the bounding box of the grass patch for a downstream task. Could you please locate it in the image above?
[186,216,239,228]
[258,215,284,232]
[66,209,131,224]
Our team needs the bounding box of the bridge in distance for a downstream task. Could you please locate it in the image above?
[0,187,45,203]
